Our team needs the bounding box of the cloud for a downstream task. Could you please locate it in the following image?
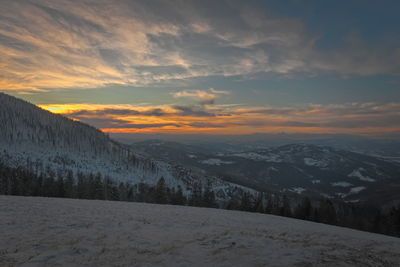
[39,101,400,135]
[171,105,217,117]
[105,123,182,129]
[70,108,169,117]
[1,0,399,92]
[64,105,218,118]
[172,88,229,104]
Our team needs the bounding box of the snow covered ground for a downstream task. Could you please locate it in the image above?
[1,196,400,267]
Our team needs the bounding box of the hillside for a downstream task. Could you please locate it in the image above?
[132,140,400,207]
[1,195,400,266]
[0,93,248,197]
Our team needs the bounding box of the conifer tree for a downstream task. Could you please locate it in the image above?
[280,195,292,217]
[240,192,252,211]
[295,196,312,220]
[253,192,264,213]
[154,177,167,204]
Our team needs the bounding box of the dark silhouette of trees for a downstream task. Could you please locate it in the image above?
[253,192,264,213]
[318,199,337,225]
[294,197,312,220]
[154,177,167,204]
[202,181,217,208]
[280,195,292,217]
[1,161,400,238]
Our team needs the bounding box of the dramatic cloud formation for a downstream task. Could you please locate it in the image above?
[1,0,399,92]
[1,0,399,135]
[39,102,400,135]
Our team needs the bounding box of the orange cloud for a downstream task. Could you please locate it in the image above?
[38,102,400,135]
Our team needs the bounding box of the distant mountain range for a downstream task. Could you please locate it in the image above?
[131,140,400,208]
[1,92,399,208]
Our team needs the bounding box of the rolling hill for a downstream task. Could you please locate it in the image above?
[1,195,399,266]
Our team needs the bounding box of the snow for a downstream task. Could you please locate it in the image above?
[188,154,197,158]
[0,93,256,199]
[232,152,282,162]
[200,158,234,165]
[311,179,321,184]
[320,193,334,199]
[303,158,328,168]
[1,196,400,266]
[349,186,366,195]
[336,193,347,198]
[331,182,353,187]
[335,186,367,199]
[0,143,181,189]
[378,156,400,163]
[268,166,279,172]
[289,187,306,194]
[348,168,376,182]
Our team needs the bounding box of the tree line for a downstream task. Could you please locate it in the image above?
[0,161,399,237]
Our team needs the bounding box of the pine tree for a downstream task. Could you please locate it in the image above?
[280,195,292,217]
[202,181,217,208]
[154,177,167,204]
[240,192,252,211]
[171,185,186,205]
[253,192,264,213]
[189,182,203,206]
[319,199,337,224]
[265,194,273,214]
[64,170,74,198]
[295,196,312,220]
[56,176,65,198]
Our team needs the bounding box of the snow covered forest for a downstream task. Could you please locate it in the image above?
[1,92,400,242]
[1,161,400,238]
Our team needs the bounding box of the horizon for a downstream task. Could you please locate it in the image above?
[1,0,400,136]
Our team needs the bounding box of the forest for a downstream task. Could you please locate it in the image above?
[1,161,399,238]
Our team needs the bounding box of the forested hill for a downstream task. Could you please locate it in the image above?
[0,92,166,185]
[0,93,248,195]
[0,93,118,155]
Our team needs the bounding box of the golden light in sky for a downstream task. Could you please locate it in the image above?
[1,0,399,136]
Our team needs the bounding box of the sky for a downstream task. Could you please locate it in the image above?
[1,0,400,135]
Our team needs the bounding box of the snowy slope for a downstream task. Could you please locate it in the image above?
[132,140,400,205]
[0,93,249,197]
[1,195,399,266]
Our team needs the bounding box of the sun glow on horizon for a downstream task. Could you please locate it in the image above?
[38,103,400,135]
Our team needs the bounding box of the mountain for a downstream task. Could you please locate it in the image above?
[113,132,400,158]
[0,93,248,197]
[1,92,399,208]
[2,195,400,266]
[131,140,400,207]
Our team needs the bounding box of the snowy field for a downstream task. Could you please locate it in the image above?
[1,196,400,267]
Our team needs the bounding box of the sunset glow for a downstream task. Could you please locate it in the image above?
[1,0,399,136]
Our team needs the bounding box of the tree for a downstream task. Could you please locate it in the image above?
[171,185,186,205]
[76,172,87,199]
[295,196,312,220]
[64,170,74,198]
[226,196,240,210]
[56,175,65,198]
[154,177,167,204]
[240,192,252,211]
[253,192,264,213]
[280,195,292,217]
[202,181,217,208]
[318,199,337,225]
[265,194,273,214]
[189,182,203,206]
